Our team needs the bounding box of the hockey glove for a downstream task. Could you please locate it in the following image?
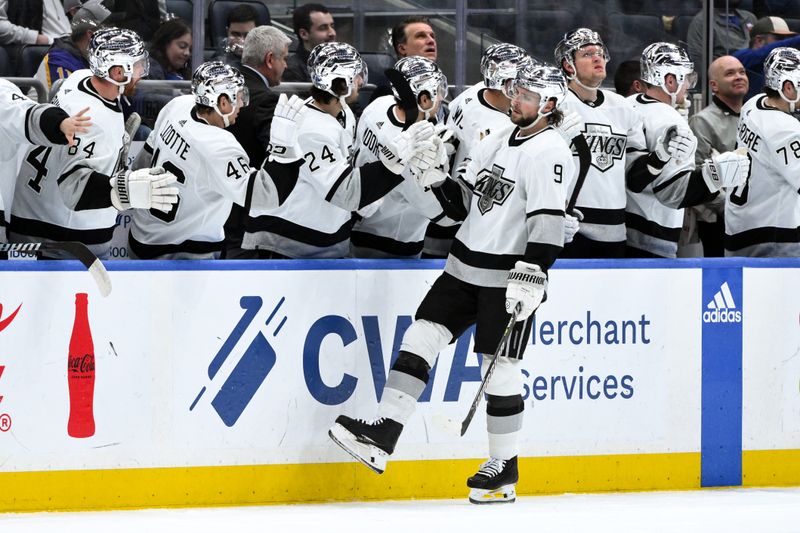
[564,208,582,244]
[379,120,436,174]
[403,141,440,186]
[268,94,306,163]
[655,124,697,163]
[701,148,749,192]
[555,110,583,145]
[505,261,547,322]
[110,167,179,212]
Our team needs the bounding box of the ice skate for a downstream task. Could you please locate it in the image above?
[328,416,403,474]
[466,456,518,504]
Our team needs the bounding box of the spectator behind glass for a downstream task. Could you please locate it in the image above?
[733,16,800,101]
[34,0,110,90]
[391,16,437,60]
[0,0,70,45]
[283,3,336,82]
[687,0,756,87]
[148,18,191,80]
[212,4,257,70]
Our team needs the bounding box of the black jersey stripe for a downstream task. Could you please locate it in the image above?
[350,230,423,257]
[450,238,520,270]
[9,215,114,244]
[246,214,355,247]
[573,207,626,225]
[129,233,223,259]
[725,226,800,251]
[625,212,682,242]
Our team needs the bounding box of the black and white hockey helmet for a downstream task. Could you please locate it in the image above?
[480,43,536,90]
[640,42,696,105]
[554,28,609,76]
[307,42,367,98]
[505,63,568,111]
[88,27,148,89]
[192,61,249,126]
[392,56,448,104]
[764,46,800,110]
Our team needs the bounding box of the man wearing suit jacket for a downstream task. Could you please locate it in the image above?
[223,25,291,258]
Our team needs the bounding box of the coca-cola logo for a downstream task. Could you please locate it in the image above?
[69,354,95,373]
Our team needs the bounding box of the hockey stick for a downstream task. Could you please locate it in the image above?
[384,68,418,131]
[566,133,590,215]
[435,305,520,437]
[120,112,141,172]
[0,242,112,297]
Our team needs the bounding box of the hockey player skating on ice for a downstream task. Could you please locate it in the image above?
[350,56,465,258]
[243,42,437,258]
[127,61,306,259]
[330,64,576,504]
[626,42,750,257]
[0,78,93,251]
[9,27,178,259]
[725,47,800,256]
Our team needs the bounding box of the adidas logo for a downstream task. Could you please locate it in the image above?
[465,97,472,104]
[702,282,742,323]
[376,121,384,129]
[179,120,187,127]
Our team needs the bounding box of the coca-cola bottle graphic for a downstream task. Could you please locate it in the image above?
[67,293,95,438]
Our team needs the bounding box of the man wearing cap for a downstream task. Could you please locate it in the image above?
[34,0,110,90]
[734,16,800,101]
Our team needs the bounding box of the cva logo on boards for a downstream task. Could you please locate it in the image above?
[702,282,742,323]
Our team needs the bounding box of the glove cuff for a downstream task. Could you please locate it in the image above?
[109,173,129,211]
[701,160,721,193]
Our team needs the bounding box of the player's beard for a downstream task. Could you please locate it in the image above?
[511,111,536,128]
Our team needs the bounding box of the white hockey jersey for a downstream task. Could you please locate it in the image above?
[725,95,800,257]
[626,93,694,258]
[447,82,512,173]
[129,94,287,258]
[560,88,648,255]
[0,80,42,235]
[350,95,458,258]
[445,124,574,288]
[10,70,124,253]
[244,99,404,258]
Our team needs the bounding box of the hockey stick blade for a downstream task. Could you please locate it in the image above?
[566,133,591,215]
[385,68,418,131]
[456,308,519,437]
[0,242,112,297]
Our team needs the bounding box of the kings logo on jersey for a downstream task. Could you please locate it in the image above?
[580,123,627,172]
[474,164,514,215]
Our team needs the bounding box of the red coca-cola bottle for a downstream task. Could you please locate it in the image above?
[67,293,95,438]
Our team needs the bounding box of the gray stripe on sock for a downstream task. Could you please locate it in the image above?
[487,413,523,434]
[385,369,427,400]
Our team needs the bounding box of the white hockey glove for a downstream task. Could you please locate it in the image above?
[434,123,456,159]
[268,94,306,163]
[655,124,697,163]
[403,141,440,186]
[564,208,582,244]
[111,167,179,212]
[555,110,583,144]
[378,120,435,174]
[505,261,547,322]
[701,148,749,192]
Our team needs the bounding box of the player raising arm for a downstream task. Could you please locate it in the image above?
[9,27,177,259]
[330,64,575,505]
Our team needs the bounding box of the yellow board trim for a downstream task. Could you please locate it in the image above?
[743,449,800,487]
[0,452,700,513]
